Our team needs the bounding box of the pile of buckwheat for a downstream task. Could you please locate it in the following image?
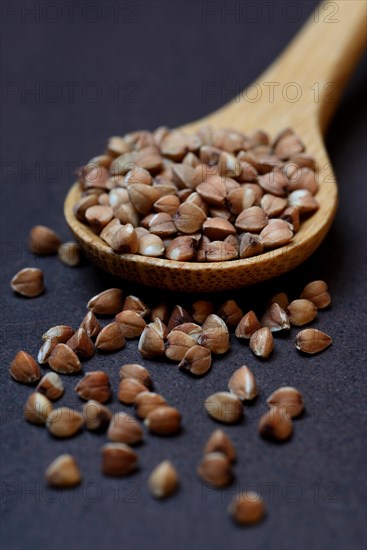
[10,216,332,525]
[73,126,319,261]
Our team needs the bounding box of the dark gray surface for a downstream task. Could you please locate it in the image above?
[1,1,366,549]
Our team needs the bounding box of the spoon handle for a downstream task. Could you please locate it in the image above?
[260,0,366,132]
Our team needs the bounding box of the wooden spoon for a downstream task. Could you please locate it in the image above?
[65,0,366,292]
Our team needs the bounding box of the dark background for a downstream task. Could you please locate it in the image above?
[1,1,366,549]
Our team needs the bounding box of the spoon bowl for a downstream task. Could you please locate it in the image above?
[65,0,366,292]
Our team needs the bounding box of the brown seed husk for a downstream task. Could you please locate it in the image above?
[173,203,207,233]
[229,492,265,525]
[196,235,210,261]
[154,194,180,216]
[171,322,202,342]
[235,311,262,339]
[204,429,236,462]
[87,288,124,315]
[83,164,111,188]
[134,392,167,419]
[165,236,196,261]
[58,242,82,266]
[123,295,150,318]
[48,344,82,374]
[66,328,95,358]
[202,218,236,240]
[138,325,165,358]
[259,219,293,248]
[235,206,268,233]
[300,280,331,309]
[85,205,114,232]
[108,412,144,445]
[9,351,41,384]
[75,371,111,403]
[148,461,179,499]
[138,233,165,257]
[261,303,290,332]
[45,454,81,487]
[258,170,289,196]
[74,194,99,222]
[148,212,177,237]
[36,372,64,401]
[197,452,232,487]
[281,206,300,232]
[151,317,169,338]
[273,128,305,159]
[100,218,121,246]
[191,300,215,324]
[119,363,153,389]
[144,406,181,435]
[295,329,332,354]
[269,292,289,310]
[205,241,238,262]
[165,331,196,361]
[42,325,75,343]
[249,328,274,358]
[151,302,170,324]
[267,386,304,418]
[258,407,293,441]
[287,299,317,326]
[204,392,243,424]
[115,310,146,338]
[217,300,243,327]
[239,233,264,258]
[37,338,58,364]
[107,136,131,157]
[46,407,84,438]
[29,225,62,255]
[80,311,102,339]
[199,314,230,354]
[110,224,139,254]
[128,184,160,215]
[227,186,256,215]
[261,194,287,217]
[101,443,138,476]
[83,400,112,432]
[228,366,258,401]
[288,189,319,214]
[118,378,148,405]
[95,322,125,352]
[178,345,212,376]
[288,167,319,194]
[24,393,53,425]
[11,268,44,298]
[167,305,192,332]
[197,178,226,206]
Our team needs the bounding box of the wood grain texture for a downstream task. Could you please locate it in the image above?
[64,0,366,292]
